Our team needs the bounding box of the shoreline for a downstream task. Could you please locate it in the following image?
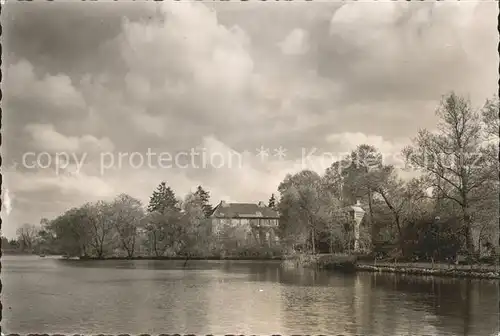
[283,254,499,280]
[355,263,499,280]
[76,255,283,261]
[2,251,40,255]
[13,253,498,279]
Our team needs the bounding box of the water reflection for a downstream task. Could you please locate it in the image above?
[2,256,498,335]
[368,273,499,336]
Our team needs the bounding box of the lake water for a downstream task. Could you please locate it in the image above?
[2,255,499,335]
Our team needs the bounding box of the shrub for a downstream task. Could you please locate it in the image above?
[402,216,464,262]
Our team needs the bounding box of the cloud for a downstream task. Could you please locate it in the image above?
[279,28,309,55]
[321,2,497,104]
[24,124,115,153]
[13,172,114,199]
[130,114,168,138]
[119,2,254,94]
[326,132,408,166]
[5,59,86,113]
[2,187,13,216]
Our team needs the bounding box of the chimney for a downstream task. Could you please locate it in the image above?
[258,201,266,207]
[221,200,228,207]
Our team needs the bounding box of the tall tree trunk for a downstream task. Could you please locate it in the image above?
[152,231,160,257]
[435,175,442,214]
[130,237,136,258]
[461,176,474,256]
[368,189,375,247]
[311,227,316,255]
[124,243,133,258]
[463,208,474,255]
[395,215,405,257]
[330,229,334,253]
[461,167,474,256]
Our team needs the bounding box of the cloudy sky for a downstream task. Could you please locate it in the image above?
[2,1,498,238]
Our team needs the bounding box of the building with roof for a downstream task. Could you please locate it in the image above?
[210,200,280,246]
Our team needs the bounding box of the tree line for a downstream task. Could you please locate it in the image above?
[277,93,499,262]
[2,185,218,258]
[4,184,281,259]
[2,92,499,262]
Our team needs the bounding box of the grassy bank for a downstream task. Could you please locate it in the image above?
[1,250,46,256]
[356,261,499,279]
[284,253,499,279]
[283,253,357,272]
[77,255,283,261]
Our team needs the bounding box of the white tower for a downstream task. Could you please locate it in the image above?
[349,200,365,252]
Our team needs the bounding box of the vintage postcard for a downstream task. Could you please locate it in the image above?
[1,1,499,335]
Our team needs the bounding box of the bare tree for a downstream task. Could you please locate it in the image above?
[403,93,492,254]
[481,96,499,140]
[16,223,39,251]
[110,194,144,258]
[278,170,336,254]
[179,192,213,265]
[84,201,115,259]
[47,207,92,257]
[144,208,182,257]
[369,166,427,253]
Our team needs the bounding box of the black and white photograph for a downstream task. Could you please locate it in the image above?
[1,0,499,335]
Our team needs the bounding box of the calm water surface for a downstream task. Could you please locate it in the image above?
[2,255,499,335]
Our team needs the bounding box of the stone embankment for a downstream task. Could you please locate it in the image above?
[356,261,499,279]
[283,253,499,279]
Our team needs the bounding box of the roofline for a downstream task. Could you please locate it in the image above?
[210,200,280,219]
[213,200,275,206]
[212,215,280,219]
[209,201,222,217]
